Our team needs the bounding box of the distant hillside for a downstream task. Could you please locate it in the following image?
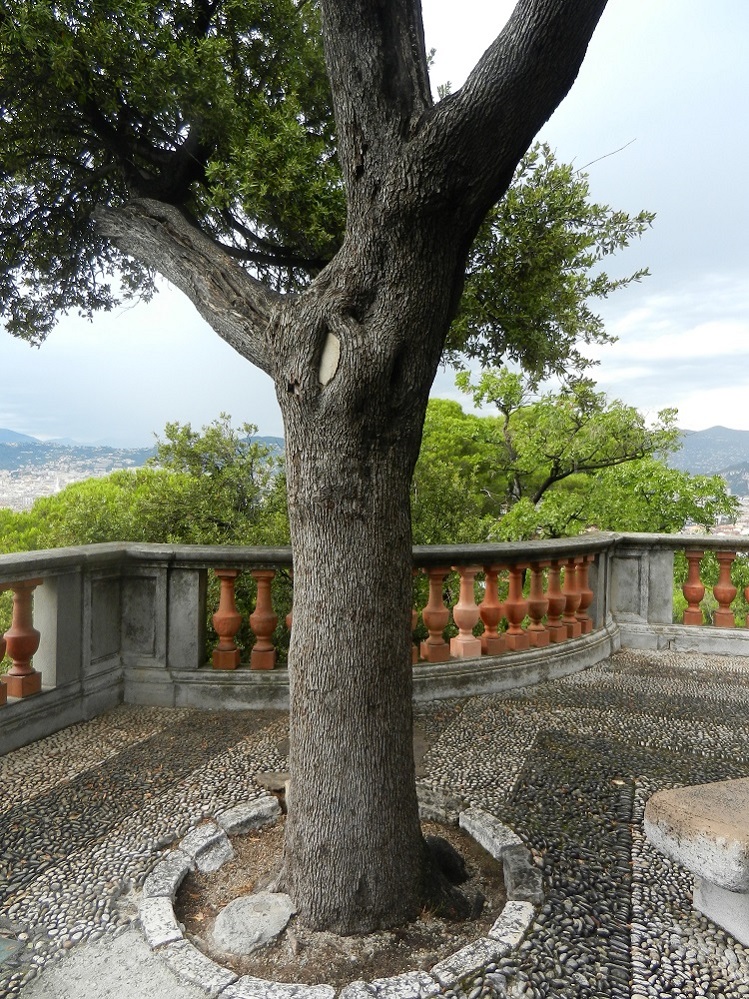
[0,440,154,473]
[670,426,749,475]
[0,428,39,444]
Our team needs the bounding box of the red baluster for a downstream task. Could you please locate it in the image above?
[450,565,482,659]
[527,562,550,647]
[480,565,505,656]
[562,558,582,639]
[545,560,567,643]
[682,550,705,626]
[504,564,530,651]
[713,551,737,628]
[576,555,595,635]
[212,569,242,669]
[1,578,44,698]
[250,569,278,669]
[419,567,451,663]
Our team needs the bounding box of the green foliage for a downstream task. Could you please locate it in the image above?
[412,373,737,543]
[0,0,342,341]
[446,142,654,384]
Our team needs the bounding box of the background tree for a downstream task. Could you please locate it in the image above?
[0,0,612,932]
[411,373,737,542]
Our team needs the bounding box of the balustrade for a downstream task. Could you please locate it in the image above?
[11,534,749,757]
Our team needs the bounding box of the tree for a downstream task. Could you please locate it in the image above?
[411,373,737,542]
[0,0,612,933]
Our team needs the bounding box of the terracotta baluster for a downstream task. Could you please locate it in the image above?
[682,550,705,625]
[419,567,451,663]
[212,569,242,669]
[480,565,505,656]
[713,551,737,628]
[1,578,44,697]
[250,569,278,669]
[504,564,530,651]
[545,560,567,643]
[450,565,482,658]
[562,558,582,639]
[527,562,550,647]
[576,555,595,635]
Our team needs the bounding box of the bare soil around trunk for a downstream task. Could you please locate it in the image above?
[174,818,506,988]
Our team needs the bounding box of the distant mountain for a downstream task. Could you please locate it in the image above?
[0,428,39,444]
[670,426,749,477]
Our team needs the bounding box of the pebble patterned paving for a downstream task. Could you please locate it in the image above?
[2,649,749,998]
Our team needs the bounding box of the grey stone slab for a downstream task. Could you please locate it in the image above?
[139,896,184,948]
[217,797,282,836]
[20,925,210,999]
[143,849,193,899]
[488,899,535,948]
[644,778,749,891]
[502,845,544,905]
[0,935,24,963]
[225,976,336,999]
[161,939,237,994]
[371,969,441,999]
[212,892,295,955]
[458,807,522,861]
[430,937,508,987]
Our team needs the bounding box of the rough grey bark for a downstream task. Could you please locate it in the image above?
[100,0,609,933]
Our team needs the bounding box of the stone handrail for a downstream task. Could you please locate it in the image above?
[1,532,749,755]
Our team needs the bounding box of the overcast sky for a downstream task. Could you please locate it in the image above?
[2,0,747,445]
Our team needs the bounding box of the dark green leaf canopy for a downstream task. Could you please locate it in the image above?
[0,0,342,342]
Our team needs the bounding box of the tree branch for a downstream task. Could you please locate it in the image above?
[420,0,609,233]
[95,199,283,375]
[320,0,431,200]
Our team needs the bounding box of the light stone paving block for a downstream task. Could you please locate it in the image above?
[488,899,535,949]
[217,796,282,835]
[338,982,377,999]
[416,785,464,825]
[224,975,336,999]
[161,938,237,994]
[139,895,184,948]
[371,969,441,999]
[694,876,749,947]
[458,807,522,862]
[181,821,235,873]
[143,848,193,899]
[430,937,508,988]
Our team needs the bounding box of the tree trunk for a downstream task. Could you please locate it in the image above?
[275,241,454,931]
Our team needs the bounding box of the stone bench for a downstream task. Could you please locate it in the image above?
[644,778,749,945]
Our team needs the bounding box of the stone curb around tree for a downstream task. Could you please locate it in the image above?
[136,791,541,998]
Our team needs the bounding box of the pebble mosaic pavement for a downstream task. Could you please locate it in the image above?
[2,648,749,998]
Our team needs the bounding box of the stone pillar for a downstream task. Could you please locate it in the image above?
[449,566,482,659]
[419,567,451,663]
[713,551,737,628]
[480,565,505,656]
[682,550,705,626]
[212,569,242,669]
[576,555,595,635]
[250,569,278,670]
[2,578,44,697]
[0,631,6,705]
